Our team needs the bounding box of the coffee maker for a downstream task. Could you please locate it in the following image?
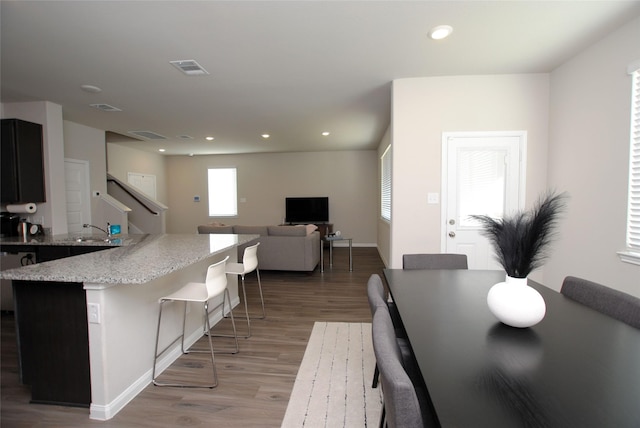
[0,212,20,237]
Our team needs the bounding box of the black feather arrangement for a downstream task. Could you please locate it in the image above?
[470,191,568,278]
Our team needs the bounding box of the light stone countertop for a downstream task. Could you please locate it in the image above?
[0,234,258,285]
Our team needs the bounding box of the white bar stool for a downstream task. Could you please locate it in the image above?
[224,242,265,338]
[152,256,238,388]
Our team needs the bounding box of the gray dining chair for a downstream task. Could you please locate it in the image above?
[402,253,468,270]
[367,273,388,315]
[372,306,424,428]
[367,274,388,388]
[367,274,413,387]
[561,276,640,329]
[368,274,390,388]
[367,275,405,333]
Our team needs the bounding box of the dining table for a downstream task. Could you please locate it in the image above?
[382,268,640,428]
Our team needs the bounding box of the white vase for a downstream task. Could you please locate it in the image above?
[486,275,546,328]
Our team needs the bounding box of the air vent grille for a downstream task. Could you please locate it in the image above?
[90,103,122,112]
[170,59,209,76]
[128,130,168,140]
[178,135,194,140]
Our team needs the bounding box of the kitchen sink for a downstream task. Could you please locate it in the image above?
[73,237,111,243]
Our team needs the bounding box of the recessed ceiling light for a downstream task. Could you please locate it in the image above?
[429,25,453,40]
[158,149,166,152]
[81,84,102,93]
[322,131,330,136]
[261,134,270,139]
[206,136,214,141]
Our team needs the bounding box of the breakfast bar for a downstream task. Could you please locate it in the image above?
[0,233,257,420]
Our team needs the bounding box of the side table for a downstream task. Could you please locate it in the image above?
[320,236,353,272]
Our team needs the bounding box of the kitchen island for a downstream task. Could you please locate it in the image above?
[0,233,258,420]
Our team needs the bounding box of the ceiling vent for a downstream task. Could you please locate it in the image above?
[90,103,122,112]
[128,130,168,140]
[178,135,194,140]
[170,59,209,76]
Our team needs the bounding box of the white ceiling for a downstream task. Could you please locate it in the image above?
[2,1,639,156]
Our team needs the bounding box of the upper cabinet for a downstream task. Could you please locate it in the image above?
[1,119,46,203]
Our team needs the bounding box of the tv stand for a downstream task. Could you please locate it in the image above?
[314,223,333,245]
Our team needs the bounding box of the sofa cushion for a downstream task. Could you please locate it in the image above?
[233,225,269,236]
[198,225,234,234]
[268,225,309,236]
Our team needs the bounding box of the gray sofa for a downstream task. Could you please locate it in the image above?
[197,224,320,272]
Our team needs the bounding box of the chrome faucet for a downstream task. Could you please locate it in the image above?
[83,223,111,237]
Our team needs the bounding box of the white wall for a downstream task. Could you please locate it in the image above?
[165,150,378,245]
[1,101,68,234]
[389,74,550,269]
[545,16,640,296]
[106,144,168,205]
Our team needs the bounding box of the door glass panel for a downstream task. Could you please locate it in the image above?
[457,148,506,228]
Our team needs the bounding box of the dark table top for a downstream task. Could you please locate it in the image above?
[383,269,640,428]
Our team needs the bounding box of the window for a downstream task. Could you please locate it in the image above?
[207,167,237,217]
[620,61,640,265]
[381,145,392,221]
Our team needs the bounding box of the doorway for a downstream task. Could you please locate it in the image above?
[441,132,526,269]
[64,158,91,234]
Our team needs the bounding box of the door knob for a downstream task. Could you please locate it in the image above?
[448,231,456,238]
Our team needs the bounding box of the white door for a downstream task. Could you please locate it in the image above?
[65,159,91,234]
[441,132,526,270]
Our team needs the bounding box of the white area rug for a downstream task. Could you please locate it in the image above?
[281,322,383,428]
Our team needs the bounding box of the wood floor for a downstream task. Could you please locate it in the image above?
[1,247,385,427]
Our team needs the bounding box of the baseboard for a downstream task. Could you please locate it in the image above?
[89,296,240,420]
[89,370,150,420]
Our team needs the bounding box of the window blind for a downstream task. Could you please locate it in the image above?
[381,145,392,221]
[627,66,640,250]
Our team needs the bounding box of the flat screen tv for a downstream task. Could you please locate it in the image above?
[285,197,329,223]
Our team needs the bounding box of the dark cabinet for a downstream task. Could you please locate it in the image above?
[6,244,111,406]
[13,280,91,406]
[314,223,333,247]
[1,119,46,203]
[314,223,333,241]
